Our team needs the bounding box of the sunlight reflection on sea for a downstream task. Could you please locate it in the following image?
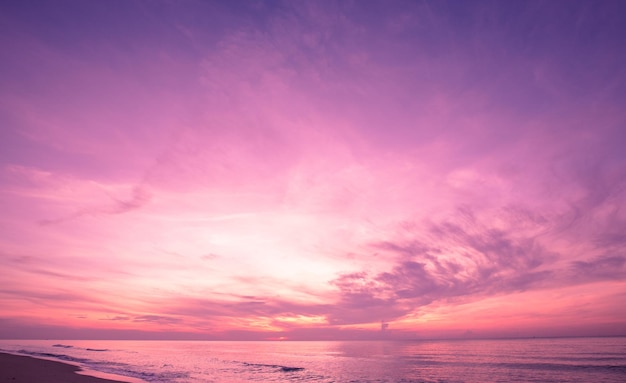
[1,338,625,382]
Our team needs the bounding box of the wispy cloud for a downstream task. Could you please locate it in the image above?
[37,184,152,225]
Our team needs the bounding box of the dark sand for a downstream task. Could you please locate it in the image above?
[0,352,130,383]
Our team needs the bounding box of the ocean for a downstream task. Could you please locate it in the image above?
[1,337,625,382]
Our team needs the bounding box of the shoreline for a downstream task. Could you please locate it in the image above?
[0,352,140,383]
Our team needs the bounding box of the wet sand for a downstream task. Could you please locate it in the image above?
[0,352,130,383]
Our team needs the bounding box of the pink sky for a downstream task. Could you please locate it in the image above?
[1,0,626,340]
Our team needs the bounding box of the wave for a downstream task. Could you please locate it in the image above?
[86,361,190,383]
[242,361,305,372]
[51,344,109,352]
[16,349,90,364]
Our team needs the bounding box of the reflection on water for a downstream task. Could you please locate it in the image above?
[2,337,625,382]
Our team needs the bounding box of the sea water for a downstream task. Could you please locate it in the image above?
[1,337,625,382]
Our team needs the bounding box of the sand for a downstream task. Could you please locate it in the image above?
[0,352,131,383]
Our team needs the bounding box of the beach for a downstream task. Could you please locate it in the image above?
[0,352,128,383]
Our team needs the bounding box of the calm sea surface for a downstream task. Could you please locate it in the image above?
[1,338,625,382]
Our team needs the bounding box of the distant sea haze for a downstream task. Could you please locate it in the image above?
[1,338,625,382]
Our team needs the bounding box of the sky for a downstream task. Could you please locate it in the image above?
[1,0,626,340]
